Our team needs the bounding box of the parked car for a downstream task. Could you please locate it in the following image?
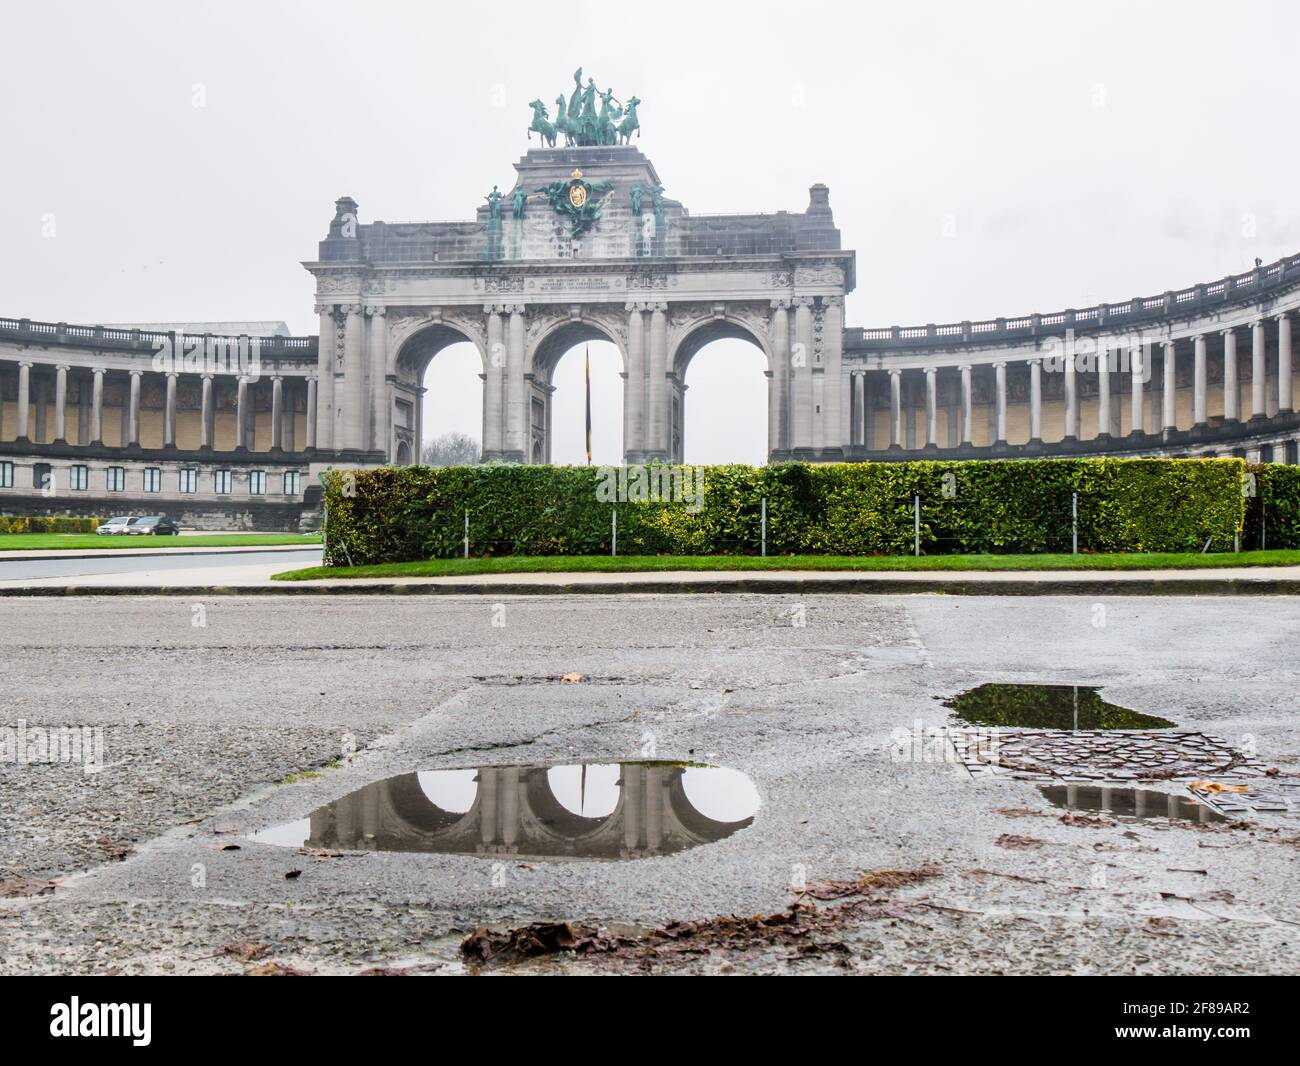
[96,516,139,536]
[127,515,180,536]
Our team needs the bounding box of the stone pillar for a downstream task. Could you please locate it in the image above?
[648,303,668,459]
[315,305,335,450]
[888,369,902,447]
[625,303,645,460]
[770,300,790,453]
[1251,319,1266,420]
[1193,333,1208,426]
[235,376,249,450]
[1028,358,1042,442]
[128,369,142,445]
[861,371,873,449]
[1222,328,1239,421]
[342,305,365,450]
[164,371,178,446]
[792,298,814,449]
[1063,354,1078,439]
[1097,348,1111,437]
[16,361,31,440]
[924,367,938,446]
[90,367,104,444]
[54,364,68,443]
[1163,339,1177,431]
[33,371,47,443]
[959,364,973,445]
[271,376,284,451]
[994,361,1008,443]
[200,375,214,448]
[1278,312,1293,414]
[283,381,296,451]
[507,306,526,459]
[305,377,317,449]
[367,307,388,456]
[1130,348,1144,433]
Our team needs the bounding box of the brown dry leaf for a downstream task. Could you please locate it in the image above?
[1189,781,1249,794]
[205,843,241,852]
[1147,917,1178,931]
[798,865,941,901]
[0,878,57,898]
[1059,812,1116,829]
[298,848,345,858]
[996,807,1049,819]
[560,672,585,683]
[218,941,270,962]
[996,834,1047,850]
[245,960,312,976]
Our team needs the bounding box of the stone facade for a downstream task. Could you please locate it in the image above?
[2,142,1297,533]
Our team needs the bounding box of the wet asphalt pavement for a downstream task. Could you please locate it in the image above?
[0,593,1296,975]
[0,548,321,581]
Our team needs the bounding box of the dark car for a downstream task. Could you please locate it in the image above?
[127,515,180,535]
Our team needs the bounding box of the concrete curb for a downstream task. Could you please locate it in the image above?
[2,577,1300,596]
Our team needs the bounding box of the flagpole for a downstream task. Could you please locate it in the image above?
[585,345,593,466]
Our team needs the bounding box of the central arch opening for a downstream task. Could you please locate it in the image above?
[532,321,624,465]
[396,324,483,465]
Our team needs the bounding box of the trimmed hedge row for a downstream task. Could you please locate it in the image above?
[0,515,101,533]
[1243,463,1300,550]
[321,459,1249,565]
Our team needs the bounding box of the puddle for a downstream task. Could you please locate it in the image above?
[944,684,1175,730]
[250,762,760,860]
[1039,784,1224,824]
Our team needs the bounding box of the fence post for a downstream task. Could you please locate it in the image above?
[913,494,920,557]
[611,509,617,556]
[1072,492,1078,554]
[463,508,469,559]
[760,496,767,557]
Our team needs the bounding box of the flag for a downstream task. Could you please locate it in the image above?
[584,345,593,465]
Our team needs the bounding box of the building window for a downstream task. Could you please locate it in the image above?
[34,463,53,492]
[283,471,300,496]
[143,467,162,493]
[0,461,13,489]
[70,464,89,491]
[213,469,232,495]
[106,466,125,492]
[179,468,198,494]
[248,470,266,495]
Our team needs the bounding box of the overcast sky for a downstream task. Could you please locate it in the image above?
[4,1,1298,464]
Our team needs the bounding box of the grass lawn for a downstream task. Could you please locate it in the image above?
[273,549,1300,580]
[0,533,321,551]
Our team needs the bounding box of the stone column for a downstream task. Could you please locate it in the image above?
[994,361,1008,444]
[1163,339,1177,431]
[164,371,178,446]
[1028,358,1042,442]
[1130,347,1145,433]
[648,303,668,459]
[16,362,31,440]
[1097,348,1112,437]
[315,305,335,450]
[342,305,365,450]
[792,298,814,449]
[1063,354,1078,439]
[507,306,526,459]
[1278,312,1293,414]
[924,367,938,446]
[1251,319,1266,420]
[888,369,902,447]
[861,371,873,449]
[1222,328,1239,421]
[367,307,388,456]
[33,371,47,443]
[235,376,249,450]
[200,374,214,448]
[128,369,142,445]
[271,376,284,451]
[1193,333,1208,426]
[625,303,645,460]
[283,381,296,451]
[959,364,973,445]
[770,300,790,453]
[305,377,317,449]
[54,364,68,443]
[90,367,104,444]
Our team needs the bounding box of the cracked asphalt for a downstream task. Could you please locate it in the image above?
[1,593,1297,975]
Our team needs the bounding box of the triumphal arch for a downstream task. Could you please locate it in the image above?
[305,70,856,466]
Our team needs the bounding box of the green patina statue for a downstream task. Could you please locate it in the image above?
[536,169,614,238]
[511,185,527,219]
[529,71,641,148]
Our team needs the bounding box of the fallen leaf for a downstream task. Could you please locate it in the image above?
[996,834,1047,850]
[284,869,302,880]
[218,941,269,962]
[245,960,311,976]
[205,843,241,852]
[0,878,57,898]
[560,672,585,683]
[1189,781,1249,794]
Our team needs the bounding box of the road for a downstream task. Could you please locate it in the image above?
[0,593,1296,974]
[0,547,322,585]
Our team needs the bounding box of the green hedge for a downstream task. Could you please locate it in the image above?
[0,515,101,534]
[1243,464,1300,550]
[320,459,1249,566]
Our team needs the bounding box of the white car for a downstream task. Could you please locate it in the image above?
[96,515,138,536]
